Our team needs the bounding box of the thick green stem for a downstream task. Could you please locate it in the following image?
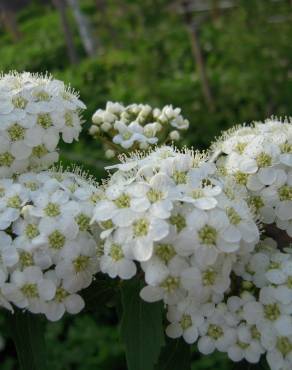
[8,309,48,370]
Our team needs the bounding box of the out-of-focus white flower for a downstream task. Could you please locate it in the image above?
[105,149,115,159]
[89,102,189,151]
[169,130,180,141]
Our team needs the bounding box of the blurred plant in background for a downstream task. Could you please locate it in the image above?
[0,0,292,369]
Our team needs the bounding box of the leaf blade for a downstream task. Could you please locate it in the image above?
[155,338,191,370]
[120,278,165,370]
[8,309,48,370]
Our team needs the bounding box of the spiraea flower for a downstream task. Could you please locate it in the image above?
[0,72,86,177]
[1,76,291,370]
[89,102,189,155]
[91,146,260,324]
[0,169,100,321]
[212,118,292,237]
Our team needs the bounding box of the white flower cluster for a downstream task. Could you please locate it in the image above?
[1,73,290,370]
[228,238,292,370]
[0,170,100,321]
[212,118,292,237]
[0,72,86,177]
[89,102,189,157]
[92,147,287,362]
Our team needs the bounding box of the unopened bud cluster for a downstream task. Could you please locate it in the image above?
[89,102,189,155]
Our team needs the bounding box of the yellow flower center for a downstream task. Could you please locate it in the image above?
[198,225,217,245]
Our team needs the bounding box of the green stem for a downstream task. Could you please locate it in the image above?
[8,309,48,370]
[100,135,123,153]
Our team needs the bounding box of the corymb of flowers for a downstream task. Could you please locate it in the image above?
[1,72,292,370]
[0,72,85,177]
[0,170,100,321]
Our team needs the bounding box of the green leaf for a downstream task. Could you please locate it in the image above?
[8,309,48,370]
[120,278,165,370]
[155,338,191,370]
[81,273,118,312]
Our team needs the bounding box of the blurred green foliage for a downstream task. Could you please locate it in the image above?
[0,0,291,368]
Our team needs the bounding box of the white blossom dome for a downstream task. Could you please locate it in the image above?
[92,146,260,303]
[0,169,101,321]
[0,72,86,178]
[89,146,292,369]
[212,118,292,237]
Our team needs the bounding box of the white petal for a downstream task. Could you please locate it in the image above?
[38,279,56,300]
[193,197,217,210]
[166,323,182,339]
[275,316,292,336]
[45,302,65,321]
[222,225,241,243]
[118,260,137,280]
[11,142,32,160]
[183,327,198,344]
[276,201,292,221]
[140,286,163,302]
[65,294,85,314]
[132,240,153,262]
[198,336,215,355]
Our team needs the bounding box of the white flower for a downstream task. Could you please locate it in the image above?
[213,118,292,236]
[0,231,18,267]
[140,256,186,305]
[227,323,264,363]
[56,235,99,293]
[166,305,204,344]
[198,305,236,354]
[100,237,136,279]
[243,286,292,347]
[184,208,240,265]
[29,188,74,220]
[169,130,180,141]
[13,214,42,251]
[0,182,28,230]
[92,184,138,228]
[117,213,169,262]
[266,336,292,370]
[113,121,147,149]
[130,173,177,219]
[32,216,79,263]
[0,72,86,177]
[43,271,85,321]
[181,256,232,302]
[0,170,100,319]
[2,266,56,313]
[159,105,189,130]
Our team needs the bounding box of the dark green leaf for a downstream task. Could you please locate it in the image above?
[8,309,48,370]
[81,273,118,312]
[155,338,191,370]
[120,278,165,370]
